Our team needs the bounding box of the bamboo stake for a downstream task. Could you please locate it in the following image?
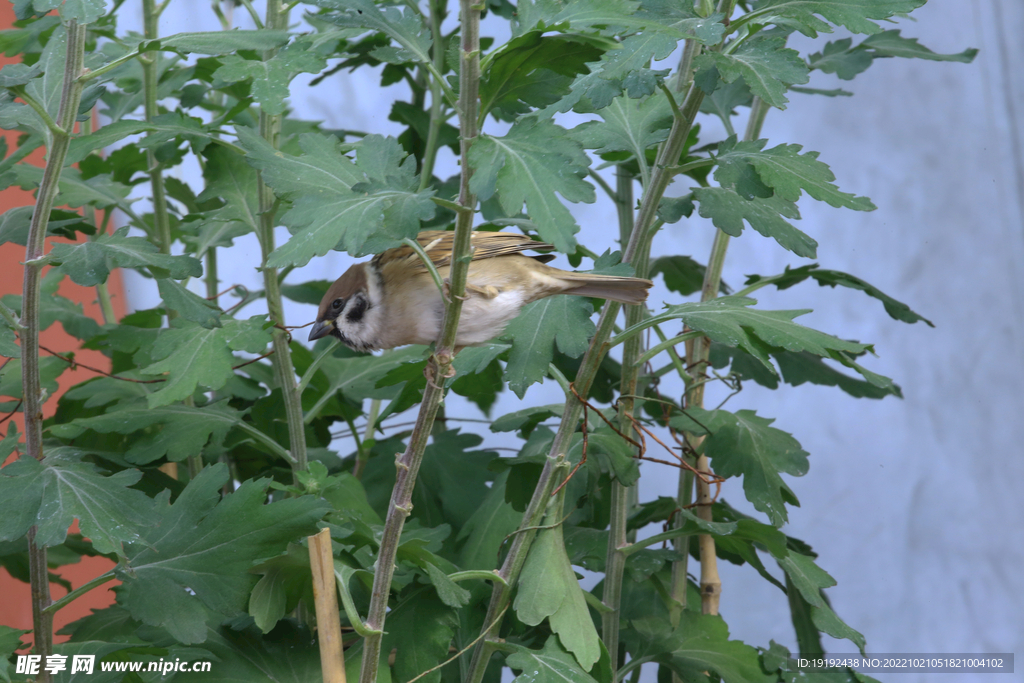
[309,529,346,683]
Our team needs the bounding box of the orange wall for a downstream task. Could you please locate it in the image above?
[1,4,123,646]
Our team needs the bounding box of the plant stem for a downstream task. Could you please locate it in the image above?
[466,26,723,683]
[142,0,172,256]
[417,0,445,191]
[21,20,88,682]
[205,248,219,300]
[357,2,480,682]
[255,0,308,478]
[679,95,769,616]
[40,569,116,616]
[81,115,117,325]
[602,165,648,677]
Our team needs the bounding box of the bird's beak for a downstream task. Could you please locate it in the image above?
[308,320,333,341]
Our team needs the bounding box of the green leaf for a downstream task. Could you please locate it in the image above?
[694,36,809,109]
[176,620,322,681]
[50,401,248,465]
[749,0,926,37]
[491,403,563,434]
[714,136,875,210]
[316,0,433,66]
[249,544,312,633]
[777,552,866,651]
[2,271,103,341]
[692,187,817,258]
[570,92,672,162]
[505,637,600,683]
[0,321,16,358]
[651,255,710,296]
[672,408,808,526]
[627,612,775,682]
[640,297,874,375]
[66,120,154,165]
[118,465,329,644]
[381,591,456,683]
[0,449,156,555]
[213,40,326,115]
[469,118,594,253]
[0,206,94,246]
[157,279,222,329]
[154,29,292,55]
[9,165,133,212]
[807,38,873,80]
[502,295,595,398]
[424,562,471,608]
[0,355,68,401]
[0,624,28,683]
[745,263,932,325]
[457,472,521,570]
[700,78,754,127]
[515,507,600,670]
[33,0,105,23]
[48,228,202,287]
[238,128,434,265]
[481,33,608,121]
[139,317,271,408]
[859,29,977,62]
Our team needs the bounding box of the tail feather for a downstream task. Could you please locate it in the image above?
[562,274,652,305]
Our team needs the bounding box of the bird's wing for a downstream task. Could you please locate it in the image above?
[375,231,555,272]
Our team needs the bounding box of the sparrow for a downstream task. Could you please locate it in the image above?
[307,230,652,352]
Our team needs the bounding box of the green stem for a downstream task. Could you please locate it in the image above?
[40,570,115,616]
[15,89,64,138]
[356,398,380,478]
[81,118,116,325]
[256,0,308,478]
[297,338,341,396]
[466,23,720,683]
[205,248,219,300]
[142,0,172,257]
[676,93,768,616]
[418,0,446,191]
[21,20,88,682]
[357,1,480,681]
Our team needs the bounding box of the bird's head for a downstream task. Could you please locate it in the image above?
[308,263,383,352]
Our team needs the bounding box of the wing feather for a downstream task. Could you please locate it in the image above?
[374,230,554,273]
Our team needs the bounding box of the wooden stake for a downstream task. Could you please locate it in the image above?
[309,528,346,683]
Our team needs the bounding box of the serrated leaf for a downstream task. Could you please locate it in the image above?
[214,41,326,115]
[750,0,926,38]
[33,0,105,23]
[699,77,754,126]
[642,296,874,375]
[570,92,672,161]
[139,317,271,407]
[0,206,94,247]
[10,165,133,212]
[714,136,875,210]
[693,187,817,257]
[694,36,809,109]
[745,263,931,325]
[157,279,222,328]
[48,228,202,287]
[0,450,156,555]
[2,271,102,341]
[859,29,977,62]
[502,295,595,398]
[650,255,707,296]
[0,322,18,358]
[0,355,69,401]
[315,0,432,66]
[238,128,434,265]
[506,637,600,683]
[66,120,154,165]
[469,118,594,253]
[672,408,808,526]
[778,551,866,651]
[627,612,775,682]
[481,33,608,121]
[424,562,471,608]
[118,465,329,644]
[0,63,41,87]
[807,38,873,79]
[155,29,292,55]
[50,401,271,464]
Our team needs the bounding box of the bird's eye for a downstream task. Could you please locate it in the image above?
[331,298,344,310]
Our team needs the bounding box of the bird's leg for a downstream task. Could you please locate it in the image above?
[442,277,470,303]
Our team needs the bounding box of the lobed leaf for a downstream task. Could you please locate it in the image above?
[694,36,809,109]
[469,118,594,253]
[0,449,156,556]
[692,187,817,258]
[48,228,202,287]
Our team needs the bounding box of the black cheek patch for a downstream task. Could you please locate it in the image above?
[346,297,369,323]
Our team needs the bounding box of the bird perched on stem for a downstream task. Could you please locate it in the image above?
[308,230,652,352]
